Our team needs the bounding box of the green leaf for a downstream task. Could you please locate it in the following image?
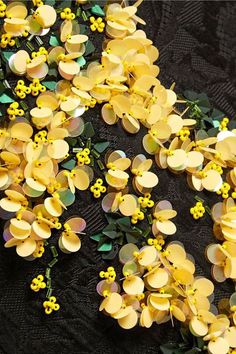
[91,4,105,16]
[125,232,139,243]
[105,214,118,224]
[65,137,78,147]
[211,108,224,121]
[79,24,89,34]
[228,120,236,129]
[102,246,119,260]
[49,35,60,46]
[196,337,205,349]
[77,56,86,67]
[42,81,57,90]
[0,94,14,103]
[85,41,95,56]
[184,90,198,101]
[116,217,131,231]
[94,141,110,153]
[82,122,95,138]
[48,68,58,78]
[60,0,72,9]
[97,241,112,252]
[45,0,56,5]
[102,231,118,239]
[90,233,103,242]
[196,130,208,141]
[116,235,124,245]
[103,224,116,232]
[212,120,220,128]
[203,116,213,125]
[2,51,14,62]
[207,127,219,137]
[61,159,76,170]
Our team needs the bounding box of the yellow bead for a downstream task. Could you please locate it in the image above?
[90,24,96,31]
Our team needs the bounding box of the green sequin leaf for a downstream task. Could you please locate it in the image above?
[61,159,76,170]
[82,122,95,138]
[85,41,95,56]
[102,231,118,239]
[0,94,14,103]
[90,233,103,242]
[97,241,112,252]
[94,141,110,153]
[125,232,139,244]
[91,4,105,16]
[2,52,14,62]
[102,247,119,260]
[49,35,60,47]
[42,81,57,90]
[77,56,86,68]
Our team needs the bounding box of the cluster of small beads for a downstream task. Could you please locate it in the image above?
[43,296,60,315]
[7,102,24,120]
[89,17,105,32]
[90,179,106,198]
[0,0,6,17]
[30,275,46,292]
[76,148,90,166]
[190,201,205,219]
[60,8,75,20]
[138,193,154,209]
[131,208,144,224]
[32,0,44,7]
[29,79,46,96]
[0,33,15,48]
[216,182,231,199]
[33,241,45,258]
[176,128,190,141]
[147,235,165,251]
[99,267,116,283]
[14,80,31,99]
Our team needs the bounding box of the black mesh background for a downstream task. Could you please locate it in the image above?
[0,1,236,353]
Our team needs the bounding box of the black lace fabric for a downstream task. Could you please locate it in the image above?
[0,1,236,353]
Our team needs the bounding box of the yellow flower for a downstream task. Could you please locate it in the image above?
[90,178,106,198]
[90,17,105,33]
[30,275,46,292]
[43,296,60,315]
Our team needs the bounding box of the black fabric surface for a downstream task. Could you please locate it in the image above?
[0,1,236,353]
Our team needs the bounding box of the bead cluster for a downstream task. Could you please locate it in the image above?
[7,102,24,120]
[90,178,106,198]
[99,267,116,283]
[32,0,44,7]
[14,80,31,99]
[33,241,45,258]
[89,17,105,32]
[190,201,205,219]
[216,182,231,199]
[0,0,6,17]
[131,208,144,224]
[43,296,60,315]
[60,8,75,20]
[30,275,46,292]
[29,79,46,96]
[0,33,15,48]
[76,148,91,166]
[176,128,190,141]
[138,193,154,209]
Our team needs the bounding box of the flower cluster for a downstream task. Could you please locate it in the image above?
[97,242,214,331]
